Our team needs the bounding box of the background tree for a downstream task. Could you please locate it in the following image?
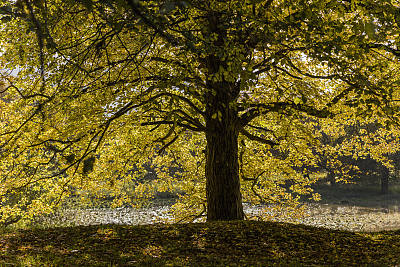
[311,118,400,194]
[0,0,400,223]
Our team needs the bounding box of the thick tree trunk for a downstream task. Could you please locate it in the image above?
[204,81,244,221]
[202,12,244,220]
[205,124,244,221]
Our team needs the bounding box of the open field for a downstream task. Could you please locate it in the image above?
[32,183,400,232]
[33,202,400,232]
[296,183,400,231]
[1,221,400,266]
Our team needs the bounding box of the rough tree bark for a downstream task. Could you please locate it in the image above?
[204,75,244,221]
[205,100,244,221]
[202,12,245,221]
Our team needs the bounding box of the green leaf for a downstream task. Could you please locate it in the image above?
[364,22,375,38]
[294,97,302,105]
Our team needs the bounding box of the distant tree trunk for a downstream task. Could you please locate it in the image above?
[380,167,389,195]
[327,172,336,186]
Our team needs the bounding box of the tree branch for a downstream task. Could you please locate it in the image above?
[367,43,400,57]
[240,128,277,146]
[125,0,180,46]
[141,120,204,132]
[239,102,331,127]
[157,130,184,154]
[285,58,338,79]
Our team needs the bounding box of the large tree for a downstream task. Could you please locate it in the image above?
[0,0,400,223]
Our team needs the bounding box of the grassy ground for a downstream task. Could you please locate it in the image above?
[1,221,400,266]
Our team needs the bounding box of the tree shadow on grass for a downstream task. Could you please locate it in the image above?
[1,222,400,266]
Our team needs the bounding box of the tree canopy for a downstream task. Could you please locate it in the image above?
[1,0,400,223]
